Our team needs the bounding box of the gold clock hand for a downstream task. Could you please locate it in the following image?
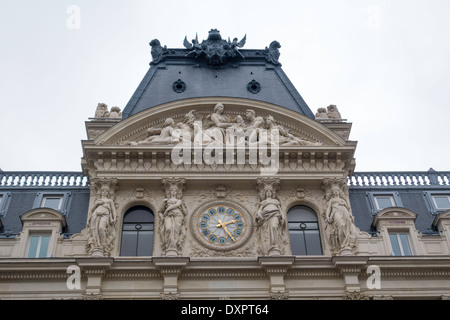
[224,219,236,226]
[222,225,235,242]
[214,218,236,242]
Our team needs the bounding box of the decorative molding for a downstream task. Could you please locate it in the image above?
[344,291,369,300]
[189,241,257,258]
[180,267,266,279]
[269,291,289,300]
[82,293,103,300]
[372,207,418,230]
[160,292,180,300]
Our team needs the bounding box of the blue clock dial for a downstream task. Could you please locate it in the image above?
[198,205,247,247]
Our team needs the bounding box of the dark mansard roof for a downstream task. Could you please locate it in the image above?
[121,29,315,119]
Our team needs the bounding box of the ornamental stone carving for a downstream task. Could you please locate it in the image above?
[322,178,360,256]
[315,105,342,120]
[86,178,119,257]
[159,178,187,257]
[120,110,196,146]
[183,29,246,66]
[118,103,321,149]
[263,115,321,146]
[150,39,169,65]
[94,103,122,119]
[255,178,288,256]
[264,41,282,66]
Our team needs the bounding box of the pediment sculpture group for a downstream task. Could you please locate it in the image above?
[120,103,322,147]
[85,177,360,258]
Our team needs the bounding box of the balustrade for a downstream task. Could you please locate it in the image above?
[348,169,450,188]
[0,171,89,188]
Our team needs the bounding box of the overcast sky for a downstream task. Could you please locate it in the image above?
[1,0,449,173]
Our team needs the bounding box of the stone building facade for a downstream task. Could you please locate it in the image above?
[0,30,449,300]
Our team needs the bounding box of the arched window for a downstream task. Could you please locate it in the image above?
[288,205,322,255]
[120,206,154,256]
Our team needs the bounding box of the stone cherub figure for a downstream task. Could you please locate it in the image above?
[94,103,122,119]
[315,107,328,119]
[315,105,342,120]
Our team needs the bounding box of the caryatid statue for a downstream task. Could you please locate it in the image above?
[159,178,188,257]
[255,178,287,256]
[322,178,360,256]
[86,178,119,257]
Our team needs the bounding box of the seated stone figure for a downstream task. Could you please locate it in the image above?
[261,115,322,146]
[226,115,247,146]
[120,118,181,145]
[194,103,234,146]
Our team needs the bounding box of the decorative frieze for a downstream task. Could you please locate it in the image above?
[87,148,354,175]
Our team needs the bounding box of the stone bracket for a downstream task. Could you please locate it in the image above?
[77,257,114,298]
[332,256,368,293]
[154,257,190,294]
[259,256,294,295]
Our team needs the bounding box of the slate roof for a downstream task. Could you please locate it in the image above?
[0,172,89,238]
[348,170,450,235]
[121,31,315,119]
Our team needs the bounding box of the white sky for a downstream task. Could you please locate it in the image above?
[1,0,449,173]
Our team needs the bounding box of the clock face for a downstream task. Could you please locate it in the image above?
[192,202,252,251]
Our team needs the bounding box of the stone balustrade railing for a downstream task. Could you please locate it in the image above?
[2,169,449,189]
[348,169,450,188]
[0,171,89,188]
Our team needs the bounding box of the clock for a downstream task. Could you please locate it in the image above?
[191,201,253,251]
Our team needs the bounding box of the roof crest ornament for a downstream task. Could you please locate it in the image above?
[183,29,246,66]
[149,39,170,65]
[265,41,282,66]
[148,30,283,68]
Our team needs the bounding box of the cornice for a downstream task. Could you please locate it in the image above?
[0,256,449,283]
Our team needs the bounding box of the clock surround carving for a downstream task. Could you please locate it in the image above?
[190,200,254,252]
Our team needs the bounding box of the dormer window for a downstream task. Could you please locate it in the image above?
[18,208,66,258]
[33,192,71,215]
[41,195,63,211]
[0,192,11,217]
[423,191,450,214]
[432,195,450,210]
[374,195,395,211]
[366,191,403,214]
